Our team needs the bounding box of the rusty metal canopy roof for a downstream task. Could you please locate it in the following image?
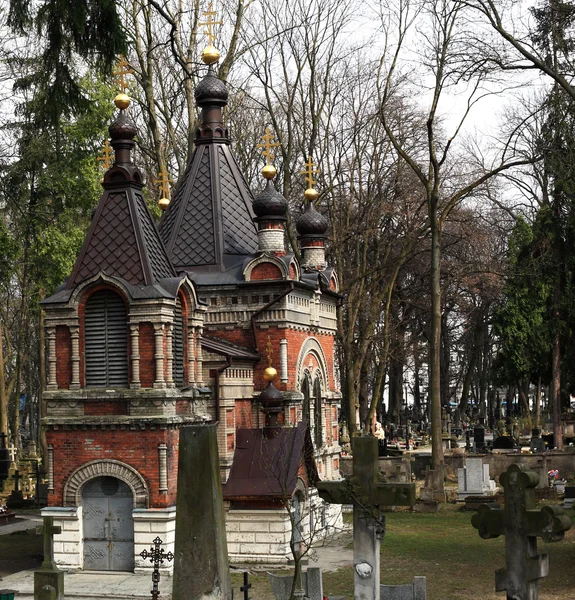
[201,337,260,361]
[223,423,319,499]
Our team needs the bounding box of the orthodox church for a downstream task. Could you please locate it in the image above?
[40,35,342,571]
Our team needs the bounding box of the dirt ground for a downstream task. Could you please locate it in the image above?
[0,524,43,577]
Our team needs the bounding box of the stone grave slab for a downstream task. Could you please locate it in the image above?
[563,486,575,509]
[458,457,496,500]
[380,576,426,600]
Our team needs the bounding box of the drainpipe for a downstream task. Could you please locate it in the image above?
[213,354,232,424]
[250,282,294,352]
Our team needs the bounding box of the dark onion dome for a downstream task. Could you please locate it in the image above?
[259,381,283,410]
[195,65,229,106]
[109,110,137,141]
[296,201,328,237]
[253,180,288,221]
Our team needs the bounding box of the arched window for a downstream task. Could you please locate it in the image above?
[85,289,128,387]
[172,295,186,386]
[301,376,311,426]
[313,378,323,448]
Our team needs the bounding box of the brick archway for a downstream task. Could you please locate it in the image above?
[63,460,149,508]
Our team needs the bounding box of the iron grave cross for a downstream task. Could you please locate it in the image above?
[472,463,571,600]
[317,436,415,600]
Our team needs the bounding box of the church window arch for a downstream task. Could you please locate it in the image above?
[84,289,128,387]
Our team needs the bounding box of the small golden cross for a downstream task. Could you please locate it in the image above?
[97,140,112,170]
[300,155,320,188]
[198,2,222,47]
[154,165,174,199]
[257,127,281,165]
[265,336,273,367]
[114,55,133,93]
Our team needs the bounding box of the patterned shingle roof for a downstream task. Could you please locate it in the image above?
[69,188,175,288]
[159,143,258,272]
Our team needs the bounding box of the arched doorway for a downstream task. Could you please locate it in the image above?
[82,476,134,571]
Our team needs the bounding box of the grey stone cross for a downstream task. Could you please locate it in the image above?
[317,436,415,600]
[472,463,571,600]
[34,516,64,600]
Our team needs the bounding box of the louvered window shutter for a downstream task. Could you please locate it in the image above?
[173,297,185,386]
[85,290,128,387]
[314,378,323,447]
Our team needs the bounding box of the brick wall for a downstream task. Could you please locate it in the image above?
[84,401,128,416]
[139,322,155,387]
[251,263,282,281]
[47,427,181,508]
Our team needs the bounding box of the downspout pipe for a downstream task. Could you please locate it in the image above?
[214,353,232,424]
[250,282,295,353]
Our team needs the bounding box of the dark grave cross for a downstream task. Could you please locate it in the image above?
[140,536,174,600]
[317,436,415,600]
[240,571,251,600]
[0,432,6,449]
[12,469,21,492]
[472,463,572,600]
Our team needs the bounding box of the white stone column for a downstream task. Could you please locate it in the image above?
[153,323,166,388]
[280,339,288,383]
[158,444,168,493]
[130,324,141,389]
[70,326,80,389]
[195,327,203,385]
[46,326,57,390]
[47,444,54,491]
[165,323,174,388]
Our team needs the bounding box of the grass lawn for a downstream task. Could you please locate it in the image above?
[234,504,575,600]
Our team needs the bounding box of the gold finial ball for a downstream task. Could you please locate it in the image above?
[202,45,221,65]
[262,164,277,180]
[158,197,170,211]
[114,93,131,110]
[263,366,278,382]
[304,187,319,202]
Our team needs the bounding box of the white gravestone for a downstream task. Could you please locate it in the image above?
[458,457,497,499]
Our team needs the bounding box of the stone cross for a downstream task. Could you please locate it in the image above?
[13,469,21,491]
[472,463,571,600]
[34,516,64,600]
[8,444,17,462]
[317,436,416,600]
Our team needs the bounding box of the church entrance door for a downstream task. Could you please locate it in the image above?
[82,476,134,571]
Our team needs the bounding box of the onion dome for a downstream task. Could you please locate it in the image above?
[253,180,288,222]
[109,94,137,140]
[296,201,328,238]
[195,65,229,106]
[259,381,283,410]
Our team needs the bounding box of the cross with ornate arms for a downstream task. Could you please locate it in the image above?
[317,436,415,600]
[199,2,222,46]
[154,165,173,200]
[37,516,62,571]
[257,127,281,166]
[472,463,571,600]
[98,140,112,171]
[141,536,174,600]
[300,155,320,189]
[114,55,133,93]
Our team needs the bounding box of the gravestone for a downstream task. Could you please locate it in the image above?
[380,576,426,600]
[473,425,485,452]
[34,516,64,600]
[268,567,324,600]
[172,425,231,600]
[317,436,416,600]
[6,469,24,509]
[563,486,575,509]
[493,436,515,451]
[457,457,497,500]
[530,429,546,453]
[472,463,571,599]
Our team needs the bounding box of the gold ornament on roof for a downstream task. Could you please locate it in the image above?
[113,55,133,109]
[301,155,320,202]
[263,336,277,382]
[257,127,281,180]
[155,165,174,211]
[199,3,222,65]
[98,140,112,171]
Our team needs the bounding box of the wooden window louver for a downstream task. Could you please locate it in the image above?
[314,378,323,448]
[173,296,185,386]
[85,290,128,387]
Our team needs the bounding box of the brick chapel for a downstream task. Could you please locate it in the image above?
[40,40,342,571]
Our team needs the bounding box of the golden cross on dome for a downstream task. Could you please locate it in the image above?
[199,2,222,47]
[154,165,174,199]
[301,155,320,189]
[114,55,133,93]
[98,140,112,170]
[257,127,281,166]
